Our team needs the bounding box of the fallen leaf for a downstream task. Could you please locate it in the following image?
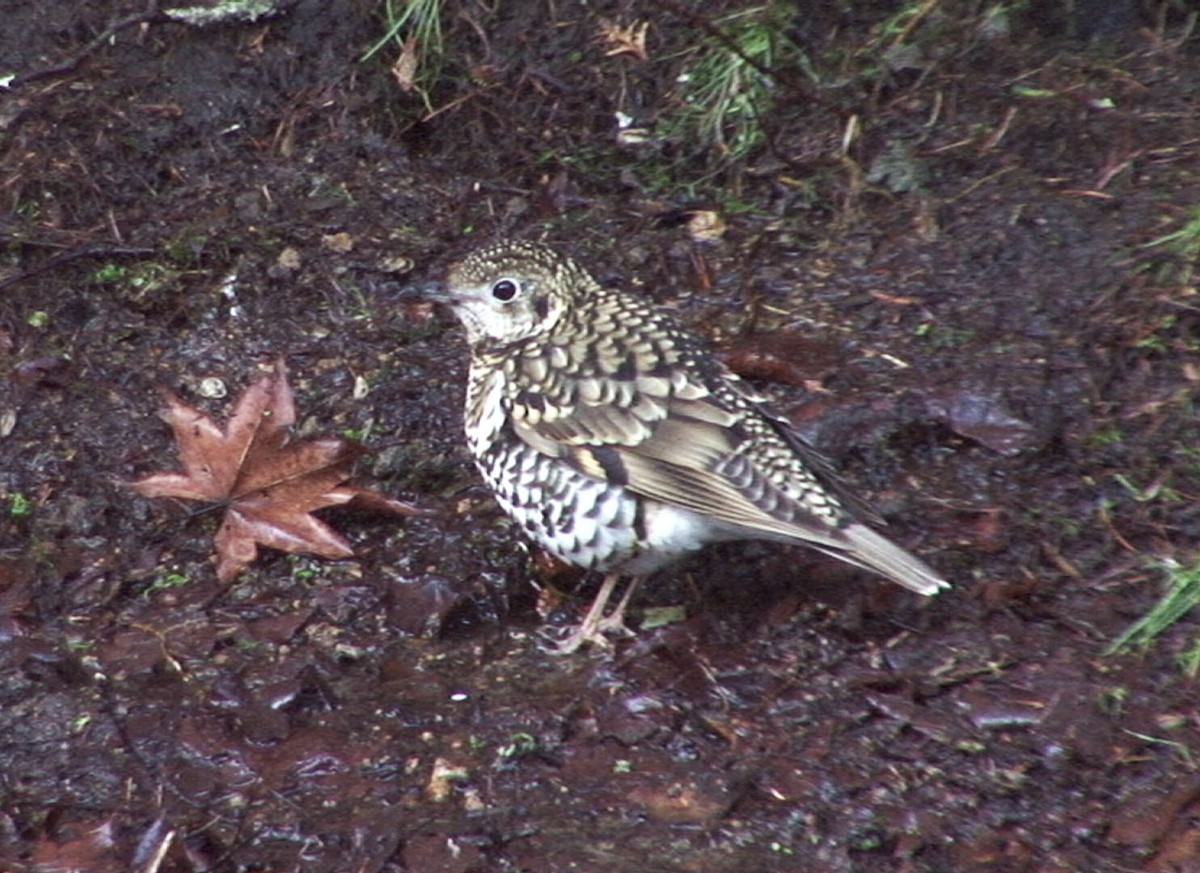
[721,331,844,389]
[628,778,733,824]
[921,387,1037,456]
[30,819,122,873]
[276,246,301,270]
[597,19,649,61]
[321,231,354,253]
[391,34,421,92]
[132,360,422,582]
[686,209,726,241]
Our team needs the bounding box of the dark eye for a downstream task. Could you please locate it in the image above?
[491,279,519,301]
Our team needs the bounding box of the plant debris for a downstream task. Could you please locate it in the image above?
[597,18,650,62]
[131,360,422,582]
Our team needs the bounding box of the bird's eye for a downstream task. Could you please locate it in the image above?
[491,279,519,301]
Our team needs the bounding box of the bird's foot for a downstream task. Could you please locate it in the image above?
[543,573,641,655]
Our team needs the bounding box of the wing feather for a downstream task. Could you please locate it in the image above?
[506,349,946,595]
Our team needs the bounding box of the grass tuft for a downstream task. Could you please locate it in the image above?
[1107,556,1200,670]
[664,6,797,165]
[362,0,447,111]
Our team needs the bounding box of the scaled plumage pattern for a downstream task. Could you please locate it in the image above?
[427,240,946,651]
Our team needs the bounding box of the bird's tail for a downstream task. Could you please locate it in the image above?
[830,522,948,596]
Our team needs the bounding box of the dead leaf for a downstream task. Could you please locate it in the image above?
[921,387,1037,456]
[721,331,844,389]
[597,19,649,61]
[31,819,122,873]
[132,360,422,583]
[321,231,354,253]
[276,246,301,270]
[686,210,726,241]
[391,34,421,92]
[628,778,733,824]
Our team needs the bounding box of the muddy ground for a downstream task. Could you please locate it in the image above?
[3,1,1200,871]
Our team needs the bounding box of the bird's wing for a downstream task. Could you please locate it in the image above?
[509,370,946,595]
[510,365,848,540]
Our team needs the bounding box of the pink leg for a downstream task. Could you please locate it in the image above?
[551,574,642,654]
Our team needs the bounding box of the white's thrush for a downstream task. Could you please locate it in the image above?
[425,240,946,652]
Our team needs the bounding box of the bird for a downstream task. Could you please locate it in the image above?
[421,240,947,652]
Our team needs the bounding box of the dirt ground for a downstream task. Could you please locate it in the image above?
[3,1,1200,871]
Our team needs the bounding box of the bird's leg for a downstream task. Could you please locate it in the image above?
[594,574,642,634]
[551,573,642,654]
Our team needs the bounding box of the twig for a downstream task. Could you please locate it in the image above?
[9,2,165,88]
[0,244,157,292]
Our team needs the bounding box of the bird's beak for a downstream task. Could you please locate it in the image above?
[398,280,451,303]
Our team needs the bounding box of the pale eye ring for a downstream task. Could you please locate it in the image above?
[491,279,519,301]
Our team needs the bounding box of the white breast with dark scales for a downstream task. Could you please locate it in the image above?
[467,359,714,572]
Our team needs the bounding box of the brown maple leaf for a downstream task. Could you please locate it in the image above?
[132,360,422,583]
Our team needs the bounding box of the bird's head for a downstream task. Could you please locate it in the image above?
[430,241,588,346]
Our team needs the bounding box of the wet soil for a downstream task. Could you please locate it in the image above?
[3,1,1200,871]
